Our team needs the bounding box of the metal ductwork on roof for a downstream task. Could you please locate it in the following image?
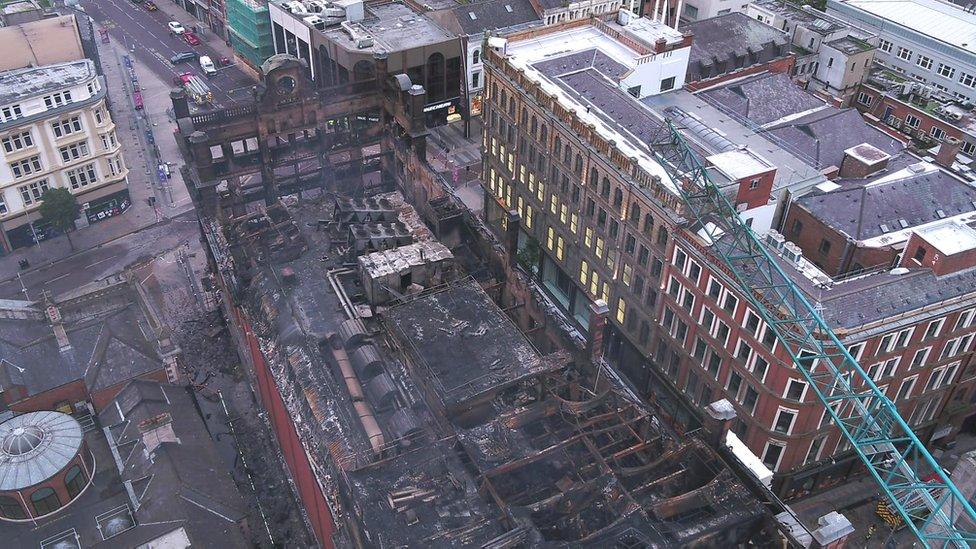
[351,344,385,380]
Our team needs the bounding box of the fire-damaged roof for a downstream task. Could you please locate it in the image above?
[205,193,772,547]
[384,280,562,410]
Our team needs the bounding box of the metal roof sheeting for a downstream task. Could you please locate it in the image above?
[0,411,83,491]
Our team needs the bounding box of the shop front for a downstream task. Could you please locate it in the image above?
[83,189,131,224]
[2,189,131,251]
[424,97,464,127]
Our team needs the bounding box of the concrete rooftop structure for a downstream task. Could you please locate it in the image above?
[0,59,95,105]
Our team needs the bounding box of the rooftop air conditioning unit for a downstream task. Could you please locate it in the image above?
[304,15,326,30]
[781,242,802,263]
[284,1,308,14]
[766,230,786,251]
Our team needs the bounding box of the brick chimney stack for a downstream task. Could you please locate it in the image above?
[936,137,963,169]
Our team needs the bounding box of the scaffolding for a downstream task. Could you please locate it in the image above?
[226,0,274,70]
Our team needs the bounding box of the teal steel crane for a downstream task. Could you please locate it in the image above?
[650,120,976,547]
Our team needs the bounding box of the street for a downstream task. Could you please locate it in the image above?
[0,213,200,299]
[80,0,255,107]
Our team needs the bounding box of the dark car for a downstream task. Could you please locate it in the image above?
[170,52,198,64]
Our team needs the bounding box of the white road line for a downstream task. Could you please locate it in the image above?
[84,255,120,269]
[46,272,72,284]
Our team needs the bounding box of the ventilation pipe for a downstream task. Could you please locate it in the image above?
[330,336,386,454]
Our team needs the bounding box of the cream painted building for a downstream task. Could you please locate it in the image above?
[0,59,129,251]
[0,15,87,73]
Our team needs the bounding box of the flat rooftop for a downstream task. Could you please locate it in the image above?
[0,59,94,105]
[917,220,976,256]
[831,0,976,56]
[321,3,456,53]
[753,0,848,33]
[827,35,874,54]
[385,280,561,409]
[708,149,774,180]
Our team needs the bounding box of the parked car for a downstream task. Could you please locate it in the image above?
[170,51,198,64]
[199,55,217,76]
[183,32,201,46]
[144,1,157,10]
[167,21,185,35]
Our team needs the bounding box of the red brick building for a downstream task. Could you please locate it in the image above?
[482,17,976,500]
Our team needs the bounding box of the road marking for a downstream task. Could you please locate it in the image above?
[46,272,72,284]
[85,255,120,269]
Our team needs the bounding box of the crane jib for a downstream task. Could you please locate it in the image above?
[653,119,976,548]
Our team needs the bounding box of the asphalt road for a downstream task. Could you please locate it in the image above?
[0,213,201,300]
[80,0,255,107]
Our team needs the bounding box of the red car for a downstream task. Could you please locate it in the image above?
[183,32,201,46]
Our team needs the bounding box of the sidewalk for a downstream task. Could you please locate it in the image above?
[0,19,197,283]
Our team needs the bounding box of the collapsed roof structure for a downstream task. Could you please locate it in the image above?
[202,186,776,546]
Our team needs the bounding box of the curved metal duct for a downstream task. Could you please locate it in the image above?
[365,373,398,410]
[336,318,369,351]
[387,408,422,442]
[351,344,385,380]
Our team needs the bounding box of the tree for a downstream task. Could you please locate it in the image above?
[38,188,81,250]
[516,237,541,275]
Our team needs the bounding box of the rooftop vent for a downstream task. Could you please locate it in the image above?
[782,242,802,264]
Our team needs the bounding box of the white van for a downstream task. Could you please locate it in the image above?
[199,56,217,76]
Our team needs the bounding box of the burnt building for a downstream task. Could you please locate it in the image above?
[193,185,778,546]
[481,11,976,503]
[173,52,430,219]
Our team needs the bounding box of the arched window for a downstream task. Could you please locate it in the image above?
[317,45,336,88]
[629,203,641,223]
[30,487,60,516]
[613,188,624,209]
[64,464,86,499]
[473,49,481,64]
[563,144,571,163]
[589,167,599,187]
[643,212,654,235]
[601,178,611,199]
[553,136,561,154]
[352,60,375,81]
[530,116,538,136]
[540,125,547,143]
[574,154,583,175]
[520,107,528,125]
[0,496,25,520]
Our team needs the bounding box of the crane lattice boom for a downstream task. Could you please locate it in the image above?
[652,120,976,548]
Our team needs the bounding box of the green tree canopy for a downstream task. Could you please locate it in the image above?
[38,187,81,250]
